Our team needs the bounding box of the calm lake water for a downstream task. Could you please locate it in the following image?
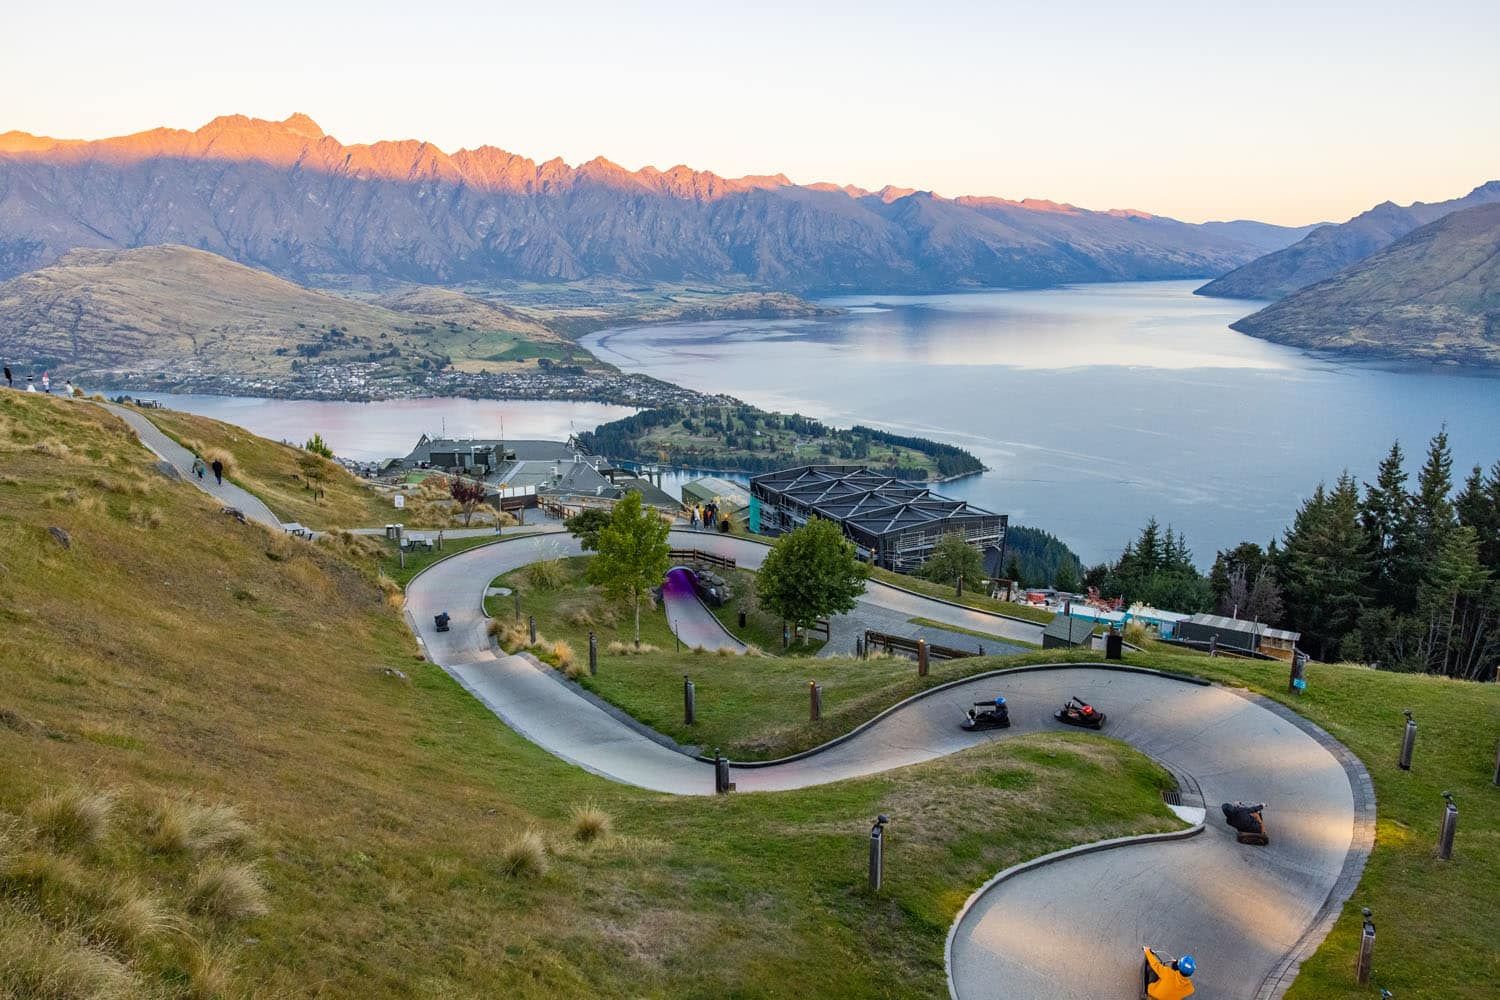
[582,281,1500,565]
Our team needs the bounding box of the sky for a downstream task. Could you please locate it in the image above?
[6,1,1498,226]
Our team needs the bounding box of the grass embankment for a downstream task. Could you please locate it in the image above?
[908,616,1042,650]
[0,391,1180,998]
[868,566,1056,624]
[707,566,826,655]
[144,407,396,529]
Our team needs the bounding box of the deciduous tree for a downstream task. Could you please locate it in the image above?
[756,518,869,631]
[586,492,671,645]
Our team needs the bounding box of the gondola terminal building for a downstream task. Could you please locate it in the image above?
[749,465,1006,572]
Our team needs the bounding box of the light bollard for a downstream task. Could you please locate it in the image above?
[1354,907,1375,984]
[1289,652,1307,695]
[588,631,598,676]
[1437,791,1457,860]
[528,615,537,644]
[714,749,734,794]
[513,590,521,622]
[917,639,929,678]
[956,574,964,598]
[868,815,889,892]
[809,681,823,722]
[1493,739,1500,787]
[1398,710,1416,771]
[683,675,696,726]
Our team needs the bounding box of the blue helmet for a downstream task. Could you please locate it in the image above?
[1177,955,1196,977]
[994,696,1007,706]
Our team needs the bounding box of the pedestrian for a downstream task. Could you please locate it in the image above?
[211,458,224,485]
[3,365,11,387]
[41,372,50,394]
[25,376,36,392]
[63,380,74,397]
[690,506,698,528]
[191,457,206,480]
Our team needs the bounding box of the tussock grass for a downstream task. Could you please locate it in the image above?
[32,439,71,458]
[550,640,575,671]
[498,831,548,879]
[0,912,133,1000]
[521,559,567,591]
[570,803,611,844]
[185,863,268,922]
[90,892,177,951]
[27,789,113,850]
[147,799,253,857]
[605,641,661,656]
[182,938,238,1000]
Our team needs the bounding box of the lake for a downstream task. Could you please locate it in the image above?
[582,281,1500,565]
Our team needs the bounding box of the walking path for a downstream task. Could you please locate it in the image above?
[406,530,1369,1000]
[101,402,282,528]
[661,566,746,652]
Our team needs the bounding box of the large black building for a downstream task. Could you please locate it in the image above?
[749,465,1006,571]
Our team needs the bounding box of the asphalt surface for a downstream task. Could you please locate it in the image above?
[406,531,1362,999]
[662,566,746,652]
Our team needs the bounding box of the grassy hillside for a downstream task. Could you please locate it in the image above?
[141,407,400,530]
[0,391,1179,998]
[1232,202,1500,366]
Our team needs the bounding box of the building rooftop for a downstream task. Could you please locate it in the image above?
[402,435,590,467]
[1181,612,1300,643]
[752,465,997,540]
[682,476,751,509]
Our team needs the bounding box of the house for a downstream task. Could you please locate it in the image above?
[682,476,752,528]
[1175,613,1302,661]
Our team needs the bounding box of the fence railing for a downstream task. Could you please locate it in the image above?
[862,629,975,661]
[669,548,737,570]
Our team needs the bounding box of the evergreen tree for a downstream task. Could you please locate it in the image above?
[1054,561,1080,594]
[1359,441,1416,610]
[1411,428,1456,565]
[1279,475,1367,659]
[1456,462,1500,571]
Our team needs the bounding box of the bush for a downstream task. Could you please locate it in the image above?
[570,803,611,843]
[185,862,268,922]
[498,830,548,879]
[27,789,112,849]
[550,640,575,671]
[148,799,253,856]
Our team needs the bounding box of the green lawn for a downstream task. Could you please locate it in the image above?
[868,566,1057,624]
[908,616,1042,650]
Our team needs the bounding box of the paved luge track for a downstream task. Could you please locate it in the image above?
[406,531,1365,999]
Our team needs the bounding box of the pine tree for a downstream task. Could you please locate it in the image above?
[1412,429,1456,562]
[1360,440,1415,610]
[1280,475,1368,659]
[1456,462,1500,572]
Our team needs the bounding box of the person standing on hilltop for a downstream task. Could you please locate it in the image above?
[25,375,37,392]
[41,372,50,394]
[3,365,11,388]
[211,458,224,485]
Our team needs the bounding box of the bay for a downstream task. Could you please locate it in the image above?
[582,281,1500,566]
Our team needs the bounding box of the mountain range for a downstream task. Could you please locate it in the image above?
[1196,181,1500,301]
[0,114,1314,293]
[1228,202,1500,366]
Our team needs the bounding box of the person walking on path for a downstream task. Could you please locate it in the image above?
[211,458,224,485]
[41,373,50,394]
[690,506,699,529]
[191,457,206,480]
[3,366,11,388]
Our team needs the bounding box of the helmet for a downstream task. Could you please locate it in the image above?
[994,696,1007,706]
[1177,955,1196,977]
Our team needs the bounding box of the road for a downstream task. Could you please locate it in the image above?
[405,530,1369,999]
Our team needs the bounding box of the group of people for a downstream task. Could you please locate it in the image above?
[190,456,225,486]
[4,365,76,397]
[688,502,728,532]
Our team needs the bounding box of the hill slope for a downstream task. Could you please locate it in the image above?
[1230,202,1500,365]
[1196,181,1500,301]
[0,113,1306,292]
[0,244,585,385]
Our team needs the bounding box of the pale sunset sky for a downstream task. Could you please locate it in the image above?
[7,0,1497,226]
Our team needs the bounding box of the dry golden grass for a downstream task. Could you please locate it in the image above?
[27,789,113,850]
[0,911,133,1000]
[498,830,548,879]
[185,863,268,923]
[90,892,177,951]
[148,799,253,857]
[182,938,238,1000]
[521,559,567,591]
[570,803,612,844]
[605,641,662,656]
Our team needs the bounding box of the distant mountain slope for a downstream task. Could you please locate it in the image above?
[0,113,1306,293]
[0,245,562,380]
[1197,181,1500,300]
[1230,202,1500,365]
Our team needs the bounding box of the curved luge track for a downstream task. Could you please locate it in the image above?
[406,528,1366,1000]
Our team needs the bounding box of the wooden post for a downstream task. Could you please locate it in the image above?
[917,639,929,677]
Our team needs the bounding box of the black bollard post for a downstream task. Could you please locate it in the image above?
[956,574,963,598]
[683,675,696,726]
[1289,651,1307,695]
[528,615,537,644]
[868,815,889,892]
[917,639,929,677]
[738,608,747,629]
[1437,791,1457,860]
[1398,710,1416,771]
[588,631,598,676]
[1355,908,1375,984]
[513,590,521,622]
[714,749,733,794]
[809,681,822,722]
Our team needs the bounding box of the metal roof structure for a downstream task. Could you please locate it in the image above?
[750,465,1005,570]
[1180,612,1300,644]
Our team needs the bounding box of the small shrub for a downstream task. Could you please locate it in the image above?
[376,574,403,610]
[522,559,567,591]
[498,830,548,879]
[1123,620,1152,647]
[604,641,661,656]
[715,645,733,657]
[185,862,268,922]
[28,788,113,849]
[551,640,575,670]
[570,803,611,843]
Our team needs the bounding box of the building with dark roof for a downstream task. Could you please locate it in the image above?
[1175,613,1302,662]
[1042,615,1096,650]
[749,465,1005,571]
